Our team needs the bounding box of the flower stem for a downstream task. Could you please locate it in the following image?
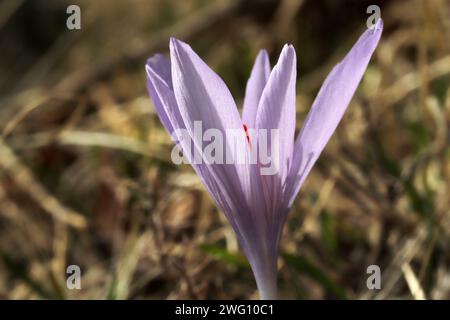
[251,255,278,300]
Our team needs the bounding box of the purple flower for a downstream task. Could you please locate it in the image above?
[145,21,382,299]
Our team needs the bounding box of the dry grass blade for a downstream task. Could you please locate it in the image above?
[0,141,87,229]
[401,263,426,300]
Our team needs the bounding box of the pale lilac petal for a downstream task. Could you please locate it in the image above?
[255,44,297,182]
[286,20,383,207]
[147,43,247,211]
[146,49,258,254]
[169,38,252,197]
[242,50,270,128]
[146,54,180,136]
[170,38,244,134]
[147,54,172,89]
[147,54,213,190]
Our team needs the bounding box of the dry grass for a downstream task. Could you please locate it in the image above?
[0,0,449,299]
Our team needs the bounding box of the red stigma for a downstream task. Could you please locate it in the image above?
[243,124,251,146]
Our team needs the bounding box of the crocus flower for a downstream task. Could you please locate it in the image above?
[145,20,382,299]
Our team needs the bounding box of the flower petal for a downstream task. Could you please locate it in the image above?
[255,44,297,182]
[170,38,244,134]
[286,20,383,207]
[242,50,271,128]
[146,54,181,136]
[170,38,253,193]
[146,50,256,243]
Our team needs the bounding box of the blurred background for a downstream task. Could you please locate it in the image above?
[0,0,449,299]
